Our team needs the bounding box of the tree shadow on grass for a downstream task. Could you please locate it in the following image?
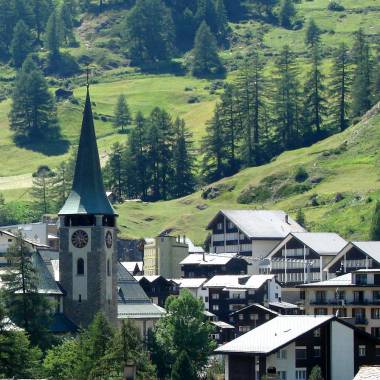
[14,135,70,156]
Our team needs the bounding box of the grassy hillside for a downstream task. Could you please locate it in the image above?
[115,103,380,244]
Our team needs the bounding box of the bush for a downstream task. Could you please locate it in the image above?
[327,1,345,11]
[294,166,309,182]
[188,96,200,104]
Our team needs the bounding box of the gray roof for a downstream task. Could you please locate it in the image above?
[266,232,347,258]
[323,241,380,271]
[117,263,150,303]
[212,321,234,329]
[300,273,353,287]
[118,303,166,319]
[215,315,333,354]
[180,252,238,266]
[59,89,115,216]
[268,301,299,309]
[208,210,305,239]
[204,274,275,290]
[353,366,380,380]
[32,251,62,295]
[229,303,278,316]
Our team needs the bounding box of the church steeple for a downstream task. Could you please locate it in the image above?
[59,86,115,216]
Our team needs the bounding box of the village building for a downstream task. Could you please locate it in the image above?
[143,235,188,278]
[263,232,347,285]
[204,274,281,322]
[228,303,278,337]
[215,315,380,380]
[299,269,380,337]
[180,252,247,278]
[206,210,305,274]
[134,275,178,307]
[118,264,165,338]
[268,300,300,315]
[324,241,380,278]
[353,366,380,380]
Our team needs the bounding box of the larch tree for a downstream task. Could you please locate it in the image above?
[329,43,351,131]
[305,18,321,48]
[9,56,60,143]
[302,43,326,142]
[113,94,132,133]
[192,21,223,77]
[45,9,61,64]
[31,165,56,215]
[10,20,33,68]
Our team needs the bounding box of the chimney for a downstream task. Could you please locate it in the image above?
[285,214,289,224]
[203,250,205,262]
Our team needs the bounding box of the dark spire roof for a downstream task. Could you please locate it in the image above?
[59,88,115,216]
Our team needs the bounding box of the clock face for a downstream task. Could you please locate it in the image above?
[105,231,113,249]
[71,230,88,249]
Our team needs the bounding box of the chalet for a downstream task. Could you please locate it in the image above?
[268,300,300,315]
[299,269,380,337]
[263,232,347,285]
[324,241,380,278]
[180,252,247,278]
[204,274,281,322]
[229,303,278,337]
[207,210,305,273]
[215,315,380,380]
[211,320,235,344]
[134,275,178,307]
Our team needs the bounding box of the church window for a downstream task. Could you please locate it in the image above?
[107,259,111,276]
[77,258,85,275]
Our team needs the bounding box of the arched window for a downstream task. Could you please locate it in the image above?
[107,259,111,277]
[77,258,84,275]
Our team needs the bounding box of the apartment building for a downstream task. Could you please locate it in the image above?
[300,269,380,336]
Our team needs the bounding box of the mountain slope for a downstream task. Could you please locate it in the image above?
[116,103,380,244]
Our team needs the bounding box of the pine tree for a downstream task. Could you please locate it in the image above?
[171,351,197,380]
[215,0,229,46]
[279,0,296,29]
[9,56,60,143]
[10,20,33,68]
[60,1,75,45]
[104,143,126,200]
[195,0,217,33]
[146,108,174,200]
[201,104,226,182]
[192,21,223,77]
[235,53,265,166]
[123,0,175,64]
[113,94,132,133]
[272,45,301,149]
[305,18,321,47]
[329,43,351,131]
[128,112,149,199]
[32,0,53,43]
[219,84,241,175]
[369,201,380,240]
[172,118,195,198]
[31,165,56,215]
[351,28,372,118]
[302,43,326,142]
[45,9,61,63]
[2,231,53,348]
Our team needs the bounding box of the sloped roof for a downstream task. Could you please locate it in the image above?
[118,303,166,319]
[204,274,275,290]
[207,210,305,239]
[323,241,380,271]
[59,89,115,216]
[32,251,62,295]
[212,321,234,329]
[268,301,299,310]
[49,313,78,333]
[121,261,143,273]
[353,366,380,380]
[215,315,333,354]
[134,275,162,283]
[185,238,204,254]
[174,278,208,288]
[180,252,238,266]
[229,303,279,316]
[118,263,150,304]
[299,273,353,287]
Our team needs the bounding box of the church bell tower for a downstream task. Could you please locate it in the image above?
[58,84,117,327]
